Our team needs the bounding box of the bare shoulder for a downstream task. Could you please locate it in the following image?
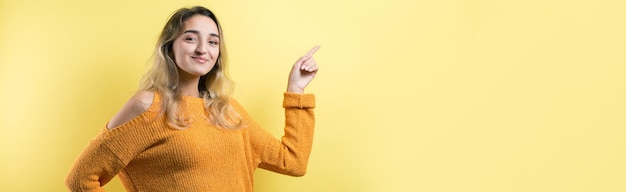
[132,90,155,108]
[106,91,155,129]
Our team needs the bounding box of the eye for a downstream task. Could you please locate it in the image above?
[209,41,219,46]
[185,37,197,42]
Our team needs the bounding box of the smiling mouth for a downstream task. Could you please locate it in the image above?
[192,56,208,64]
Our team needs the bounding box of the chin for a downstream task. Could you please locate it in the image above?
[198,71,213,77]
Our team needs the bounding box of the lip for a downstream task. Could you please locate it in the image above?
[192,56,208,64]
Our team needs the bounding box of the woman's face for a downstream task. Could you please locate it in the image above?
[172,14,220,79]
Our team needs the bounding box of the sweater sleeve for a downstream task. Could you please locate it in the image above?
[65,95,162,191]
[234,92,316,176]
[65,128,126,192]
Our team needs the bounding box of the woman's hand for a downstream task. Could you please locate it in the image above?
[287,45,320,94]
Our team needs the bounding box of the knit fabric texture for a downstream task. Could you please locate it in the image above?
[65,92,315,192]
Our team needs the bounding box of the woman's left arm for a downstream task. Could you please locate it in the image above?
[239,93,316,176]
[244,46,320,176]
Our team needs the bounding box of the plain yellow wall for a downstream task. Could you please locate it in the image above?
[1,0,625,191]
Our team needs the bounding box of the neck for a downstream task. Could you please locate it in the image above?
[178,75,201,98]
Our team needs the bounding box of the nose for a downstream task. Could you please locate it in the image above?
[195,43,208,54]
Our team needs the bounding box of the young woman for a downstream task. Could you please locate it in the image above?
[65,6,319,191]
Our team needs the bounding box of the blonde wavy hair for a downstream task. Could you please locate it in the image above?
[139,6,242,129]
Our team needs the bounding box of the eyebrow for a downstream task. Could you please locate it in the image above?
[183,30,220,38]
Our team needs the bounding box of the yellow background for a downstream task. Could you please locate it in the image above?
[1,0,625,191]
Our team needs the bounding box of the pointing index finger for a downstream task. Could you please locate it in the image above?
[304,45,321,56]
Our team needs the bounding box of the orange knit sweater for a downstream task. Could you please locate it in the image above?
[65,92,315,192]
